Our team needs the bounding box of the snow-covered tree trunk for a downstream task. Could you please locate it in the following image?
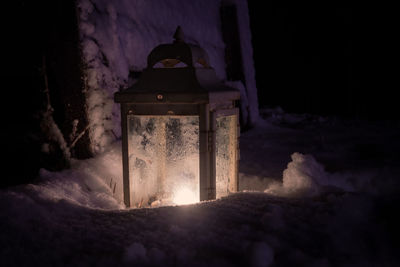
[77,0,259,155]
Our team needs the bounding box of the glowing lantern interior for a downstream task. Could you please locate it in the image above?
[128,115,200,207]
[127,113,237,207]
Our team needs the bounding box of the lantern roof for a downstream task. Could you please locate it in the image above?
[115,26,240,104]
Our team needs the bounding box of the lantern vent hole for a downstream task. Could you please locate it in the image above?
[195,58,209,68]
[153,59,188,68]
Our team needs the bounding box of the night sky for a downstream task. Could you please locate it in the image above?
[247,3,394,120]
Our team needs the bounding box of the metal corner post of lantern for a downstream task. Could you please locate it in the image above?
[114,26,240,208]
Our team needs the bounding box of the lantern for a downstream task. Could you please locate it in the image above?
[114,27,240,207]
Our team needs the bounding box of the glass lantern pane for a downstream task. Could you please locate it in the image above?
[216,115,238,198]
[127,115,199,207]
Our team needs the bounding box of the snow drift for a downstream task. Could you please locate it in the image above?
[265,152,353,197]
[1,108,399,266]
[26,143,125,210]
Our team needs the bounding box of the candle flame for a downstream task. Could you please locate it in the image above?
[172,187,197,205]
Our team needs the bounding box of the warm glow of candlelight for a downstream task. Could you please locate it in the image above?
[172,187,198,205]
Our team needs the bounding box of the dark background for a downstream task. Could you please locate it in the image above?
[247,3,394,120]
[2,0,84,186]
[0,2,395,187]
[2,2,395,124]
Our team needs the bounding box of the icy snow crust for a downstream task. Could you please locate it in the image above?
[1,109,400,266]
[78,0,258,154]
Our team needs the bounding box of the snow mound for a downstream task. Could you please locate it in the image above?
[35,169,122,210]
[266,152,353,196]
[28,142,124,210]
[283,152,329,195]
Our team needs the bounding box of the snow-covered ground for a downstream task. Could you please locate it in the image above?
[1,108,399,266]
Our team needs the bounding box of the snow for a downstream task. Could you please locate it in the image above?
[265,152,353,197]
[1,108,400,266]
[124,242,147,263]
[229,0,259,126]
[249,242,274,267]
[77,0,258,154]
[28,142,124,209]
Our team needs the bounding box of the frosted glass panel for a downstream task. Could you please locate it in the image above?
[128,115,199,207]
[216,115,237,198]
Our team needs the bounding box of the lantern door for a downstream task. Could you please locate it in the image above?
[126,114,200,207]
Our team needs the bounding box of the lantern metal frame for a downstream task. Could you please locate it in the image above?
[115,27,240,207]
